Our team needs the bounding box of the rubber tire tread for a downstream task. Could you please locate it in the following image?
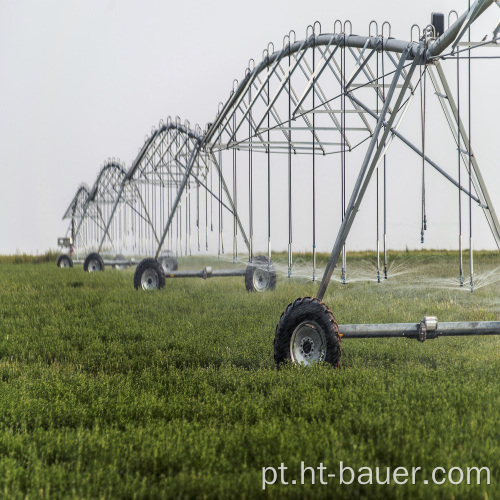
[274,297,341,368]
[57,254,73,268]
[83,253,104,272]
[134,258,166,290]
[244,255,277,292]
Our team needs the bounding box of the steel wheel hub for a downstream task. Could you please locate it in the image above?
[253,268,269,291]
[88,259,101,272]
[290,320,326,365]
[160,258,172,272]
[141,268,159,290]
[60,259,69,268]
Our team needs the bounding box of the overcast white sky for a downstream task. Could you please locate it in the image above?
[0,0,499,255]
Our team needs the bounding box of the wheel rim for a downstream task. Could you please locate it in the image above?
[290,320,326,365]
[88,259,101,272]
[141,268,159,290]
[59,259,69,268]
[160,258,172,272]
[253,267,269,291]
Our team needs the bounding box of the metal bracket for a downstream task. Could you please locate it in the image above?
[418,316,438,342]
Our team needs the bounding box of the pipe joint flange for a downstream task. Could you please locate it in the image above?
[419,315,438,342]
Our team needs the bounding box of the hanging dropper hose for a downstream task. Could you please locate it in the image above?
[457,38,464,286]
[341,32,347,285]
[420,64,428,244]
[468,0,474,293]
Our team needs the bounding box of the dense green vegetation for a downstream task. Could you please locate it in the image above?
[0,251,499,498]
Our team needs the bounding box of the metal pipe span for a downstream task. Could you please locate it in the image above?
[339,321,500,339]
[163,268,246,278]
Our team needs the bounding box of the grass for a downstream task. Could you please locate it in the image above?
[0,251,499,498]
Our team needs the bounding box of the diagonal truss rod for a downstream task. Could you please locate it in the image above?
[293,36,341,114]
[208,151,250,253]
[317,45,420,301]
[430,60,500,249]
[212,46,290,147]
[154,142,202,259]
[349,95,481,204]
[171,157,235,215]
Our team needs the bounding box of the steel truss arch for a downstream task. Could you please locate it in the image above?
[62,0,500,288]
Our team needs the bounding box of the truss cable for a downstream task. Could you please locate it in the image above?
[170,172,174,253]
[188,182,192,256]
[218,147,224,255]
[139,185,142,256]
[376,40,381,283]
[168,163,172,253]
[154,159,158,255]
[457,45,464,286]
[312,33,317,281]
[468,3,474,293]
[210,151,213,234]
[206,158,209,251]
[161,142,165,252]
[176,134,180,256]
[185,184,188,255]
[267,77,272,265]
[249,84,254,261]
[288,38,293,278]
[233,113,238,263]
[197,180,200,252]
[382,38,388,279]
[148,164,152,255]
[151,155,154,255]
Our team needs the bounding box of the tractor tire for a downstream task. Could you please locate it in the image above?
[274,297,341,367]
[245,255,277,292]
[83,253,104,272]
[134,258,166,290]
[57,254,73,268]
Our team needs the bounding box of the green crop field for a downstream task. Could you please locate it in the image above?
[0,251,499,499]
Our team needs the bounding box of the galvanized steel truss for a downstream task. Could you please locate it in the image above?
[63,0,500,293]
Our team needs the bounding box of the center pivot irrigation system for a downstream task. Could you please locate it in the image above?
[59,0,500,365]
